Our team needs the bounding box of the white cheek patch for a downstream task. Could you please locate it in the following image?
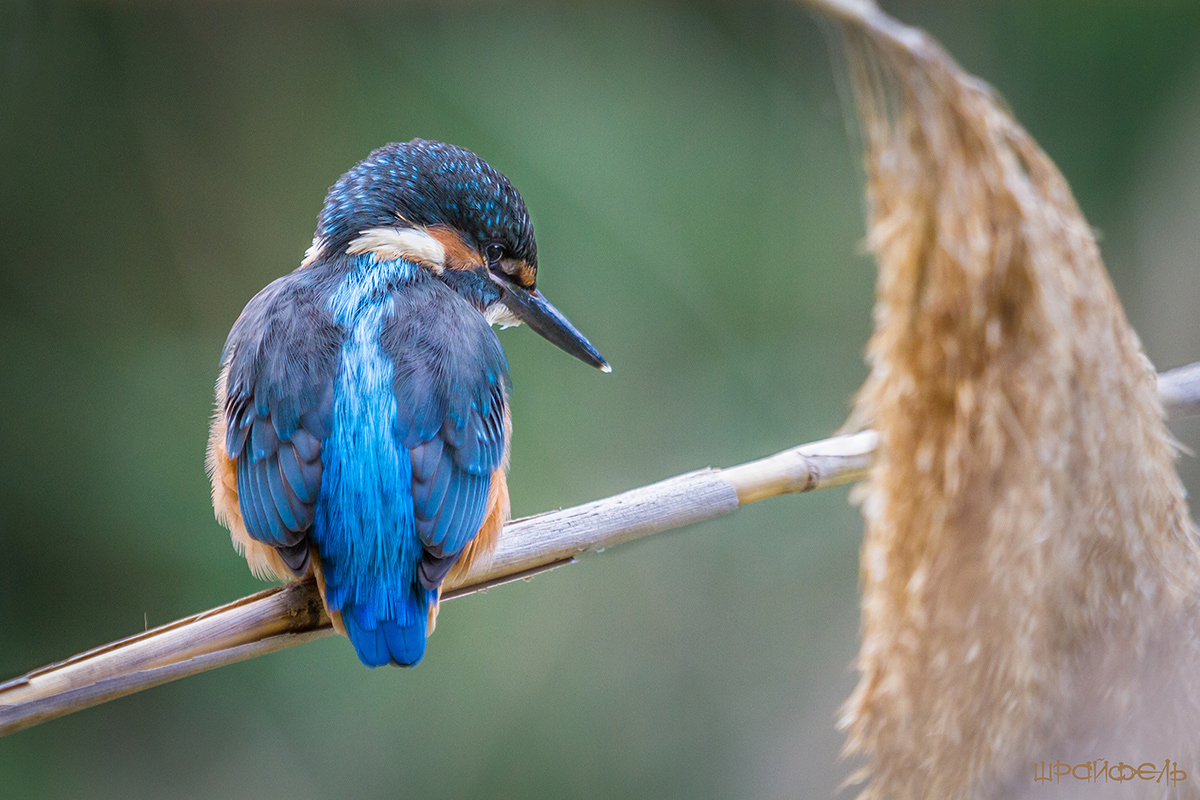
[346,227,447,272]
[484,302,523,329]
[300,235,326,268]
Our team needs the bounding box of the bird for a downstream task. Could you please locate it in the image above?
[206,139,608,668]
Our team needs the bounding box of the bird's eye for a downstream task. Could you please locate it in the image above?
[485,243,504,266]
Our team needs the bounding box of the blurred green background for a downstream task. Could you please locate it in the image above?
[2,1,1198,797]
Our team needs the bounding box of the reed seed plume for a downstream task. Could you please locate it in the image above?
[814,2,1200,797]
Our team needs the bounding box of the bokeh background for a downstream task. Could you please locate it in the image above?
[2,1,1198,797]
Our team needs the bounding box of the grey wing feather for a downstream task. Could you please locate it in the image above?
[222,269,343,576]
[382,275,509,591]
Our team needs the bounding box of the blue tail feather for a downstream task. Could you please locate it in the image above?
[341,594,431,667]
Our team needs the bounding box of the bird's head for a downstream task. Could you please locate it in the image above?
[306,139,608,372]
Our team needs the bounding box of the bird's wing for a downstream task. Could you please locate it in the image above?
[220,271,342,575]
[383,277,510,590]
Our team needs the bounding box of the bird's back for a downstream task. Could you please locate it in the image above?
[212,253,511,667]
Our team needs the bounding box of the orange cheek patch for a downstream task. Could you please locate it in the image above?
[427,225,485,271]
[512,261,536,289]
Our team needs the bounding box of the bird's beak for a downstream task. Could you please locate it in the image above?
[499,283,610,372]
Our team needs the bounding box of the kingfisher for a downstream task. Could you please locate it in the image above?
[206,139,608,667]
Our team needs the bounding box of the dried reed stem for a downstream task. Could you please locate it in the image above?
[0,431,878,737]
[3,356,1194,740]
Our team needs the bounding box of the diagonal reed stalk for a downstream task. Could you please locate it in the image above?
[1,362,1195,738]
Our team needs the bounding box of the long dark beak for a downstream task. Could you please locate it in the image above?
[500,283,610,372]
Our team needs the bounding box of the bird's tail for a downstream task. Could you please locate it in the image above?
[341,590,433,667]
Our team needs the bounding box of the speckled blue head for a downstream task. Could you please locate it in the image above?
[303,139,608,372]
[317,139,538,273]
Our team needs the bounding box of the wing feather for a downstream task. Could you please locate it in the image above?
[382,277,510,591]
[216,269,341,576]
